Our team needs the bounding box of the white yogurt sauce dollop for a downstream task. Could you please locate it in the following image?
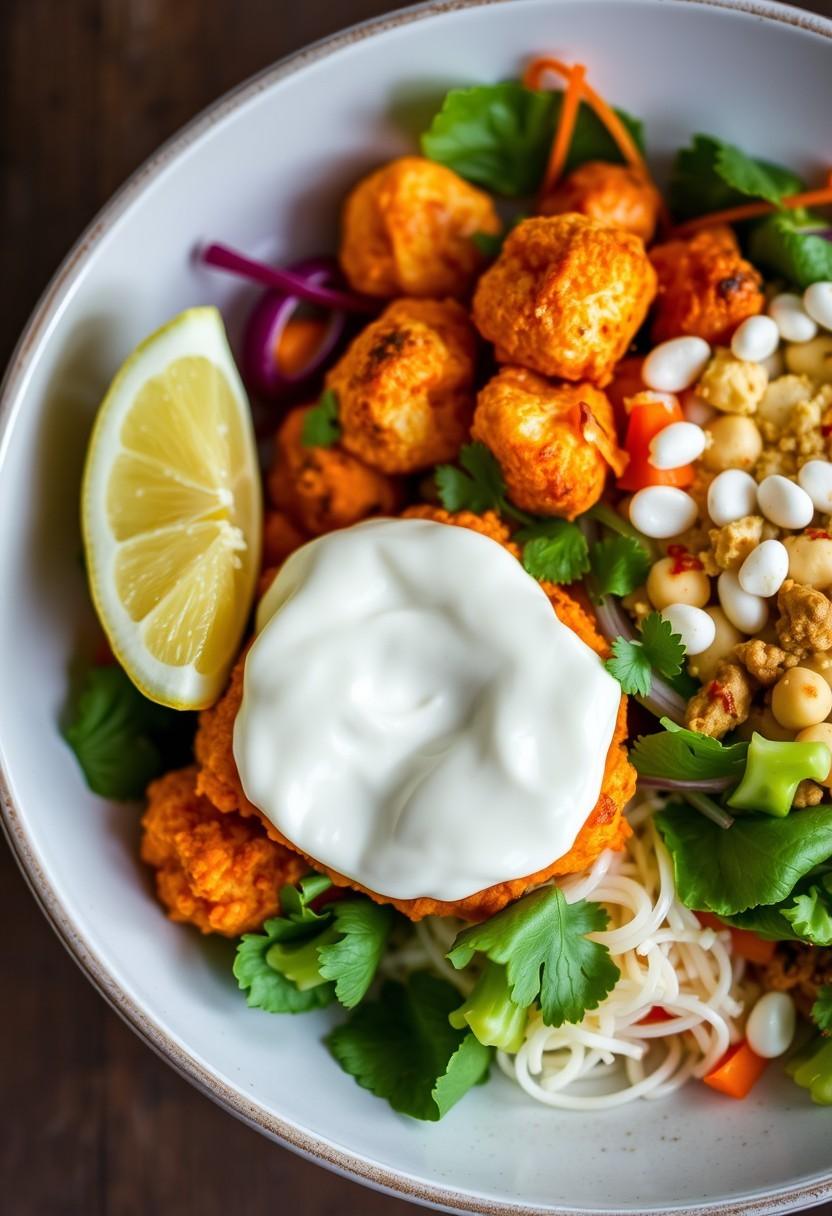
[233,518,620,901]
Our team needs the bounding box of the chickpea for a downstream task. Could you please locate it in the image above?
[784,533,832,590]
[795,723,832,787]
[784,336,832,385]
[703,415,763,473]
[803,651,832,692]
[646,556,710,611]
[736,706,795,744]
[686,606,742,684]
[771,667,832,731]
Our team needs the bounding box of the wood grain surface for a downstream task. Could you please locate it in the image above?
[1,2,832,1213]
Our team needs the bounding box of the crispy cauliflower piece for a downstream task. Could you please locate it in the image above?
[649,225,764,344]
[339,156,501,299]
[696,348,768,416]
[402,504,519,554]
[733,638,795,687]
[472,214,656,384]
[471,366,620,519]
[708,515,764,572]
[141,767,306,936]
[262,511,309,569]
[776,579,832,655]
[685,659,755,738]
[326,298,476,474]
[267,406,401,535]
[538,161,662,244]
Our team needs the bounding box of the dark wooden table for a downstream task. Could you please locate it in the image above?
[2,2,832,1213]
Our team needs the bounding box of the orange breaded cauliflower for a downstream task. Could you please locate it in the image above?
[141,766,306,936]
[539,161,662,244]
[267,406,401,535]
[326,297,477,474]
[471,366,621,519]
[262,510,308,568]
[339,156,502,299]
[649,225,764,345]
[472,214,656,384]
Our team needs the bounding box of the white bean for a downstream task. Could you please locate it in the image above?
[804,281,832,332]
[648,421,707,470]
[746,992,796,1060]
[757,474,815,529]
[730,315,780,363]
[629,486,698,539]
[643,337,712,393]
[798,460,832,514]
[717,569,769,634]
[707,469,758,527]
[738,539,789,598]
[660,603,716,656]
[768,292,818,343]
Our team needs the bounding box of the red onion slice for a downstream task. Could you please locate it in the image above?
[201,242,378,314]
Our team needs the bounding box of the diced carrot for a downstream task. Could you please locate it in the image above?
[617,395,694,491]
[696,912,777,965]
[275,317,329,377]
[704,1041,768,1099]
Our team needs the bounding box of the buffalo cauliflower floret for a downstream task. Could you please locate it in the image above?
[472,214,656,384]
[267,406,401,535]
[471,366,621,519]
[696,348,768,416]
[339,156,501,299]
[776,579,832,655]
[262,511,308,569]
[649,225,764,344]
[326,297,476,474]
[685,659,755,738]
[538,161,662,244]
[141,767,306,936]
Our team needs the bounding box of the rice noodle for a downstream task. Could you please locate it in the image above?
[389,791,749,1111]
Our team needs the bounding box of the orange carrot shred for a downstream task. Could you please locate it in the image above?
[541,64,586,194]
[673,185,832,237]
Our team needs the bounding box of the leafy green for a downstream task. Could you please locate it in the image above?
[421,82,643,197]
[515,519,589,584]
[471,230,505,258]
[448,960,528,1053]
[301,388,341,448]
[669,134,804,221]
[721,903,806,942]
[326,973,492,1121]
[234,876,392,1012]
[447,887,618,1028]
[589,535,651,599]
[812,987,832,1034]
[749,212,832,289]
[781,877,832,946]
[605,612,685,697]
[655,802,832,916]
[435,442,509,515]
[631,718,748,782]
[63,664,194,800]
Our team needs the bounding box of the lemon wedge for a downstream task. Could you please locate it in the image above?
[82,306,262,709]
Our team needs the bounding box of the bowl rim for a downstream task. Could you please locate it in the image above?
[3,1,832,1212]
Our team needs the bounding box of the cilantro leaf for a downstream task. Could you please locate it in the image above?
[781,879,832,947]
[515,519,589,584]
[317,901,394,1008]
[669,134,804,221]
[640,612,685,678]
[63,664,194,800]
[631,718,748,782]
[301,388,341,448]
[605,635,653,697]
[326,973,492,1121]
[749,212,832,289]
[421,82,643,197]
[589,535,651,598]
[447,888,619,1028]
[435,442,508,514]
[655,802,832,916]
[812,986,832,1034]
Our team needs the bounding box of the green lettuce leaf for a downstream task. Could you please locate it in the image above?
[812,986,832,1034]
[781,877,832,946]
[749,212,832,289]
[669,134,804,220]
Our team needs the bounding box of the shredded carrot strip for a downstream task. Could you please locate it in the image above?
[541,64,586,193]
[673,185,832,237]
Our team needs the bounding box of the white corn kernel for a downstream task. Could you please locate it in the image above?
[768,292,818,343]
[717,569,768,634]
[629,486,699,539]
[798,460,832,514]
[746,992,796,1060]
[803,281,832,331]
[660,603,716,656]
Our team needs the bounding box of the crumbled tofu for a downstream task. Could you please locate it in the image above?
[696,348,768,415]
[685,659,755,738]
[757,374,815,428]
[733,638,795,686]
[793,779,824,808]
[754,384,831,479]
[708,515,764,572]
[776,579,832,655]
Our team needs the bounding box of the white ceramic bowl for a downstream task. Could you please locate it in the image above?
[2,1,832,1212]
